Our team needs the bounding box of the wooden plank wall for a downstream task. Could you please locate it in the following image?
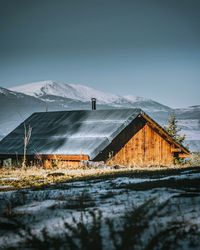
[108,123,174,166]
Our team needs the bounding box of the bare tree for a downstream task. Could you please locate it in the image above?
[22,123,32,168]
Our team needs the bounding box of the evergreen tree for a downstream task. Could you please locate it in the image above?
[164,113,186,164]
[164,113,185,144]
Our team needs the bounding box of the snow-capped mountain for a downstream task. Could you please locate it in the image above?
[0,81,199,152]
[10,81,120,103]
[10,80,144,104]
[10,80,171,112]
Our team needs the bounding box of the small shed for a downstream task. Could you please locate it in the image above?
[0,109,190,167]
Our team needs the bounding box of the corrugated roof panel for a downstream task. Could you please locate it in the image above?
[0,109,141,159]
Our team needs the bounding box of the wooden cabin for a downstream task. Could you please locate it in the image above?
[0,109,190,167]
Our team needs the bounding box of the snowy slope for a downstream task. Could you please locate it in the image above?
[175,105,200,119]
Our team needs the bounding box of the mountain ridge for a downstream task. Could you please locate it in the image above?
[10,80,148,103]
[10,80,172,113]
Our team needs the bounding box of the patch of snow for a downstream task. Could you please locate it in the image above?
[10,81,51,97]
[13,200,58,214]
[0,177,19,181]
[157,172,200,181]
[0,185,13,189]
[123,95,148,102]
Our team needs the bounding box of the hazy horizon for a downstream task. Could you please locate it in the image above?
[0,0,200,108]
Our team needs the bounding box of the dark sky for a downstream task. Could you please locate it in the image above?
[0,0,200,108]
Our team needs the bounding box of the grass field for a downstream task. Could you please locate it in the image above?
[0,163,198,191]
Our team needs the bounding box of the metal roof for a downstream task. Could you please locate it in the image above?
[0,109,142,160]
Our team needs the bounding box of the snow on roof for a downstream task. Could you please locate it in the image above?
[0,109,142,160]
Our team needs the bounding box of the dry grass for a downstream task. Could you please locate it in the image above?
[0,162,198,191]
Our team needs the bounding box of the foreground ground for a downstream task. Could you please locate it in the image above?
[0,166,200,249]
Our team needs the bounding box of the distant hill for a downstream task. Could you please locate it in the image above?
[0,81,199,152]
